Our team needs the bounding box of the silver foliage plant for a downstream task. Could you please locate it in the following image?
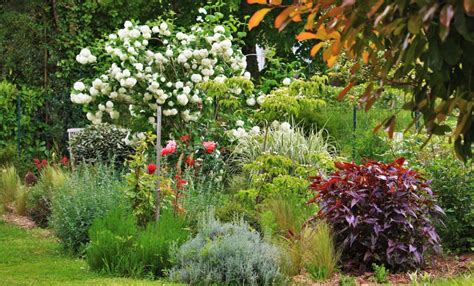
[169,211,285,285]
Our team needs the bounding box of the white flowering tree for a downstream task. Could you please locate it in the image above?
[71,18,249,126]
[70,10,251,220]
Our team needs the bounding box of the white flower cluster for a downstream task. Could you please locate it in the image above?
[227,120,261,142]
[228,120,293,143]
[282,77,292,86]
[76,48,97,65]
[71,18,248,126]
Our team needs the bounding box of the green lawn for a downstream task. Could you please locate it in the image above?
[0,221,472,286]
[430,274,474,286]
[0,222,182,286]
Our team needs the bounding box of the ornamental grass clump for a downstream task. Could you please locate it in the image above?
[27,165,68,227]
[0,165,21,213]
[309,158,443,272]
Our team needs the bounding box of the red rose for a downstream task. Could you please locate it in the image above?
[202,141,216,154]
[59,156,69,166]
[147,163,157,174]
[175,174,187,190]
[180,135,190,142]
[33,158,41,170]
[41,159,47,166]
[185,155,195,167]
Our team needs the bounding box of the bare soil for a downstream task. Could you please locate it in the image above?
[292,253,474,285]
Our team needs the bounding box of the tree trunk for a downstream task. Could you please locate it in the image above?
[50,0,59,29]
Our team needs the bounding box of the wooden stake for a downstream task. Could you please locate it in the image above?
[155,106,162,221]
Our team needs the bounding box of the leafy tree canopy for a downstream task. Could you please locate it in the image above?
[248,0,474,161]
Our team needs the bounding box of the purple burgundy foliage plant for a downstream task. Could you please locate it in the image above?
[308,158,444,272]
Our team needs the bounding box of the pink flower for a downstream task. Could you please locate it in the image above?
[202,141,216,154]
[161,140,177,156]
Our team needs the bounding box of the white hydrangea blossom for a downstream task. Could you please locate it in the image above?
[71,19,248,126]
[75,48,97,65]
[279,121,292,132]
[246,97,256,106]
[282,77,292,86]
[227,125,262,143]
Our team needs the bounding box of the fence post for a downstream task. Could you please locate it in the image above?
[16,93,21,157]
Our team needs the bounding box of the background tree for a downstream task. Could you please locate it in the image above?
[247,0,474,160]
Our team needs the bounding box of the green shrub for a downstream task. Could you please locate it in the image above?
[86,207,137,275]
[0,81,45,159]
[169,211,284,285]
[86,207,189,278]
[352,128,391,162]
[238,154,314,204]
[424,156,474,253]
[216,198,260,231]
[131,212,189,277]
[387,134,474,253]
[26,165,67,227]
[320,104,412,161]
[0,144,16,167]
[70,123,134,165]
[183,186,229,231]
[51,164,126,254]
[0,165,21,213]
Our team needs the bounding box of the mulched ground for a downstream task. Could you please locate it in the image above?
[1,213,36,229]
[293,253,473,285]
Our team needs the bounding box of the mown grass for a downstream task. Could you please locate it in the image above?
[0,222,182,286]
[0,221,472,285]
[430,274,474,286]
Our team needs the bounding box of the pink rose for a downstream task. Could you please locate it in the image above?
[161,140,177,156]
[202,141,216,154]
